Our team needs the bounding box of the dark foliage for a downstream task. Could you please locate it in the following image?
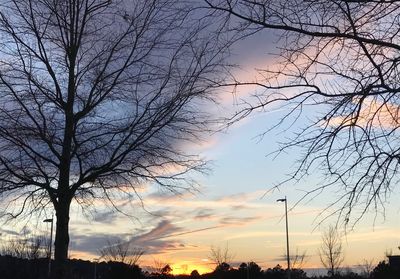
[0,255,48,279]
[0,254,396,279]
[0,255,143,279]
[370,261,400,279]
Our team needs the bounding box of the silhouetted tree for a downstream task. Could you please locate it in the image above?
[0,256,146,279]
[99,238,144,267]
[190,269,200,278]
[371,260,399,279]
[0,0,229,277]
[264,264,286,279]
[150,258,172,276]
[290,268,307,279]
[87,259,143,279]
[206,0,400,225]
[239,263,247,271]
[249,262,262,279]
[359,258,375,278]
[290,249,308,270]
[0,255,49,279]
[319,226,344,277]
[209,244,235,267]
[215,262,231,273]
[238,262,262,279]
[162,264,173,275]
[340,269,363,279]
[0,233,48,260]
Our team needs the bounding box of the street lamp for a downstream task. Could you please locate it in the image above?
[93,257,101,279]
[43,217,54,278]
[277,197,291,279]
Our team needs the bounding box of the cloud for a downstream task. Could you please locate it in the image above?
[68,189,275,257]
[141,190,279,232]
[69,220,186,258]
[193,209,215,221]
[146,191,196,203]
[70,233,125,254]
[135,220,181,241]
[137,190,270,226]
[344,228,400,243]
[327,97,400,129]
[147,209,174,219]
[0,228,20,237]
[219,216,261,226]
[92,210,119,224]
[230,204,252,211]
[127,220,185,255]
[153,190,265,211]
[67,189,324,262]
[213,191,264,204]
[133,190,319,235]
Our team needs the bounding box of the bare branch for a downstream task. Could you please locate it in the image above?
[0,1,230,276]
[207,0,400,226]
[319,226,345,276]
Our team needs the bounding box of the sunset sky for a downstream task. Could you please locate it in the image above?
[1,17,400,277]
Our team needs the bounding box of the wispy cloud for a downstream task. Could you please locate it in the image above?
[220,216,261,226]
[91,210,119,224]
[327,98,400,129]
[67,187,325,264]
[127,220,185,255]
[69,220,186,258]
[70,233,124,255]
[193,209,216,221]
[0,228,20,237]
[344,228,400,243]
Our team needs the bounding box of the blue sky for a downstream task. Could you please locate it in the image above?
[1,110,399,274]
[60,110,400,273]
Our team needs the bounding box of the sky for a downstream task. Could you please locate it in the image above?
[0,15,400,277]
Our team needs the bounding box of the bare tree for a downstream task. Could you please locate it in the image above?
[206,0,400,225]
[319,226,344,277]
[149,258,171,275]
[0,237,27,258]
[358,258,375,278]
[288,248,308,270]
[161,264,173,275]
[0,0,229,277]
[26,235,50,260]
[99,239,144,267]
[208,243,235,267]
[0,233,48,259]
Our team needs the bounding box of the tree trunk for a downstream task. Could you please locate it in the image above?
[53,198,71,279]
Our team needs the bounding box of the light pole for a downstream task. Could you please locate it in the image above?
[277,197,291,279]
[93,257,101,279]
[43,217,54,278]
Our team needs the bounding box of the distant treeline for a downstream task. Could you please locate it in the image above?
[0,256,399,279]
[0,255,142,279]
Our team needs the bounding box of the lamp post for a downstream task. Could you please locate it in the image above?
[93,257,101,279]
[43,217,54,278]
[277,197,291,279]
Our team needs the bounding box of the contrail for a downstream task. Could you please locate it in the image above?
[155,226,222,240]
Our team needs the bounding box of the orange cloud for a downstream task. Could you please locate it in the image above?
[328,97,400,128]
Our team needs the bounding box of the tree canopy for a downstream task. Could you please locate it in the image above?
[0,0,229,276]
[206,0,400,226]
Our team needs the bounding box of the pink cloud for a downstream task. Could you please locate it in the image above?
[327,97,400,129]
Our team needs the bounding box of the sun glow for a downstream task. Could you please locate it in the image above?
[170,262,213,275]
